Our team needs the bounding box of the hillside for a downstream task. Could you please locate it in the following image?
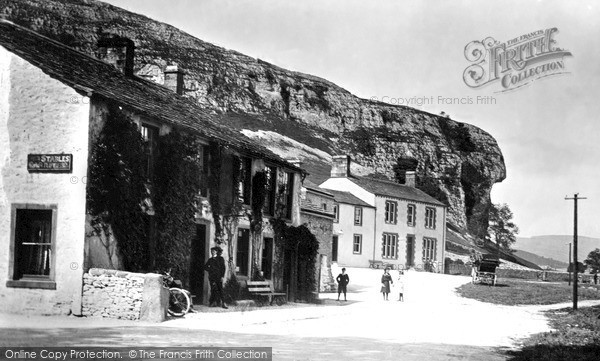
[0,0,506,237]
[513,250,569,270]
[515,235,600,264]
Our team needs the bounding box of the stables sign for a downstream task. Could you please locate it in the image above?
[27,154,73,173]
[463,28,572,92]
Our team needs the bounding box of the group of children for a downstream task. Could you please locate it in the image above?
[336,267,405,302]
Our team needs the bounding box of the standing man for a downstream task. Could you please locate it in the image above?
[336,267,350,301]
[204,246,228,309]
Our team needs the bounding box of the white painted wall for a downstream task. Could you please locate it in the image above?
[373,196,445,270]
[333,203,376,267]
[0,48,90,315]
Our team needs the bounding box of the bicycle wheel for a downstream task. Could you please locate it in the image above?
[168,287,191,317]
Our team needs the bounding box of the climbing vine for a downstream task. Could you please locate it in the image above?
[207,142,224,243]
[248,171,267,280]
[271,217,319,301]
[153,128,203,286]
[86,104,148,271]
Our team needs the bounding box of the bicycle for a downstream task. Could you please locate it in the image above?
[162,270,192,317]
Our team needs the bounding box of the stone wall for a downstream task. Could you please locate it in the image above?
[301,213,335,292]
[82,268,168,321]
[496,268,595,283]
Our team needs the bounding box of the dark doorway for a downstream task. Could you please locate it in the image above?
[236,228,250,276]
[332,236,338,262]
[406,235,415,267]
[262,237,273,279]
[189,224,206,303]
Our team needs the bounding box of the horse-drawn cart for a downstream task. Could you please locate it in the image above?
[471,254,500,286]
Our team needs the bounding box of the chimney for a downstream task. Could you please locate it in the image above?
[405,171,416,187]
[164,65,185,95]
[331,155,351,178]
[96,35,135,77]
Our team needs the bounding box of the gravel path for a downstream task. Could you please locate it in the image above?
[165,266,582,348]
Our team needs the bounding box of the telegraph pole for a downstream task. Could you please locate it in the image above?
[565,193,586,310]
[567,242,572,286]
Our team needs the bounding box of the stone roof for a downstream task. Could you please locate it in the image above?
[325,189,374,208]
[0,19,300,171]
[349,176,446,207]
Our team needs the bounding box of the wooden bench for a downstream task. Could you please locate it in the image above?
[369,260,395,270]
[246,280,287,306]
[369,260,384,269]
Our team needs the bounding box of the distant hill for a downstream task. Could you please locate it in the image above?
[515,235,600,264]
[513,249,569,270]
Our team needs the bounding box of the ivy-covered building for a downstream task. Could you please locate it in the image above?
[0,20,305,314]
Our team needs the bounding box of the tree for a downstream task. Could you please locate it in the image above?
[487,203,519,253]
[585,248,600,274]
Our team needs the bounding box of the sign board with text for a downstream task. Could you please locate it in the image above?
[27,154,73,173]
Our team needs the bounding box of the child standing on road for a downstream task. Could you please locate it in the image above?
[336,268,349,301]
[396,271,405,302]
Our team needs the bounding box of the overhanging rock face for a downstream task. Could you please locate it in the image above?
[1,0,506,237]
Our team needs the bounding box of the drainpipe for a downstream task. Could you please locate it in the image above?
[441,206,446,274]
[372,200,378,264]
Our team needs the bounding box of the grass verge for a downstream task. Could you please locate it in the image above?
[506,305,600,361]
[456,278,600,305]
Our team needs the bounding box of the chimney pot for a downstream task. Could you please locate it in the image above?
[164,65,185,95]
[331,155,351,178]
[405,171,416,187]
[96,35,135,76]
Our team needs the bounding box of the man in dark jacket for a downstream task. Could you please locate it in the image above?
[336,267,350,301]
[204,246,227,309]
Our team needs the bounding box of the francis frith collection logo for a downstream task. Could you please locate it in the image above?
[463,28,572,92]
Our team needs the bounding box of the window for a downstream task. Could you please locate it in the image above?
[354,207,363,226]
[385,200,397,224]
[237,157,252,205]
[263,166,277,216]
[425,207,436,229]
[407,204,416,226]
[8,205,57,289]
[382,233,398,259]
[279,171,295,219]
[353,234,362,254]
[422,237,437,261]
[333,204,339,223]
[141,123,159,181]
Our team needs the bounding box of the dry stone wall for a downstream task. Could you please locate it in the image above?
[82,268,166,321]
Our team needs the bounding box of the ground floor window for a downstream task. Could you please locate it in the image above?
[8,204,57,288]
[353,234,362,254]
[422,237,437,261]
[382,233,398,259]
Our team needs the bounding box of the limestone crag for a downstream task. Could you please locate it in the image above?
[0,0,506,236]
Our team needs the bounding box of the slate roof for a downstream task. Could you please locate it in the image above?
[0,20,300,171]
[325,189,374,208]
[349,176,446,206]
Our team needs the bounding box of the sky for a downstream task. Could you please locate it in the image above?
[103,0,600,239]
